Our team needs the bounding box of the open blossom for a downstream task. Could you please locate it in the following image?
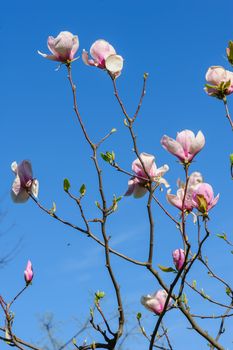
[38,31,79,63]
[161,130,205,164]
[192,183,219,215]
[82,39,123,78]
[205,66,233,98]
[173,249,185,270]
[141,289,172,315]
[167,172,203,211]
[11,160,39,203]
[125,153,169,198]
[24,260,34,285]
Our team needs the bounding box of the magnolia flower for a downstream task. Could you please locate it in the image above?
[205,66,233,98]
[24,260,34,285]
[161,130,205,164]
[38,31,79,63]
[141,289,172,315]
[172,249,185,270]
[82,39,123,78]
[125,152,169,198]
[11,160,39,203]
[192,183,219,215]
[167,172,203,211]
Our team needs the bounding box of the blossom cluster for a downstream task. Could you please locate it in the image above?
[38,31,123,79]
[10,30,223,327]
[125,129,218,217]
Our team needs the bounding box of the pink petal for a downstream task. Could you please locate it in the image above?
[90,39,116,66]
[70,35,79,60]
[133,184,147,198]
[166,192,183,210]
[208,193,220,211]
[38,50,58,61]
[82,50,96,66]
[176,130,195,158]
[124,178,136,196]
[161,135,185,161]
[17,160,33,187]
[189,131,205,156]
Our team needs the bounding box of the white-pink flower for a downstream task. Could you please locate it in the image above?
[11,160,39,203]
[38,31,79,63]
[167,172,203,211]
[125,153,169,198]
[161,130,205,163]
[205,66,233,97]
[141,289,172,315]
[192,183,219,215]
[24,260,34,285]
[172,249,185,271]
[82,39,123,78]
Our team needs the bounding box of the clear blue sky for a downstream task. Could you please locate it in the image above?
[1,0,233,349]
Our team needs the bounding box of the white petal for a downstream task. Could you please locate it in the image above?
[105,54,123,73]
[31,179,39,198]
[11,161,18,173]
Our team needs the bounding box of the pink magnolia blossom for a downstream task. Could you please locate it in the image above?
[82,39,123,78]
[38,31,79,63]
[161,130,205,164]
[141,289,172,315]
[167,172,203,211]
[192,183,219,215]
[11,160,39,203]
[125,153,169,198]
[24,260,34,285]
[205,66,233,97]
[172,249,185,270]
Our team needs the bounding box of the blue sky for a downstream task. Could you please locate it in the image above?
[1,0,233,349]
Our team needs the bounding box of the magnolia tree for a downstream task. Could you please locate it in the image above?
[1,31,233,350]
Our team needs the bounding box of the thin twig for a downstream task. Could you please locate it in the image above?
[223,97,233,130]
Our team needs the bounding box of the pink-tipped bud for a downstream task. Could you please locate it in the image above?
[24,260,34,285]
[172,249,185,270]
[192,183,219,216]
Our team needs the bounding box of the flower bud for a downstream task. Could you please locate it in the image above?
[172,249,185,270]
[204,66,233,99]
[82,39,123,78]
[24,260,34,285]
[141,289,172,315]
[192,183,219,216]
